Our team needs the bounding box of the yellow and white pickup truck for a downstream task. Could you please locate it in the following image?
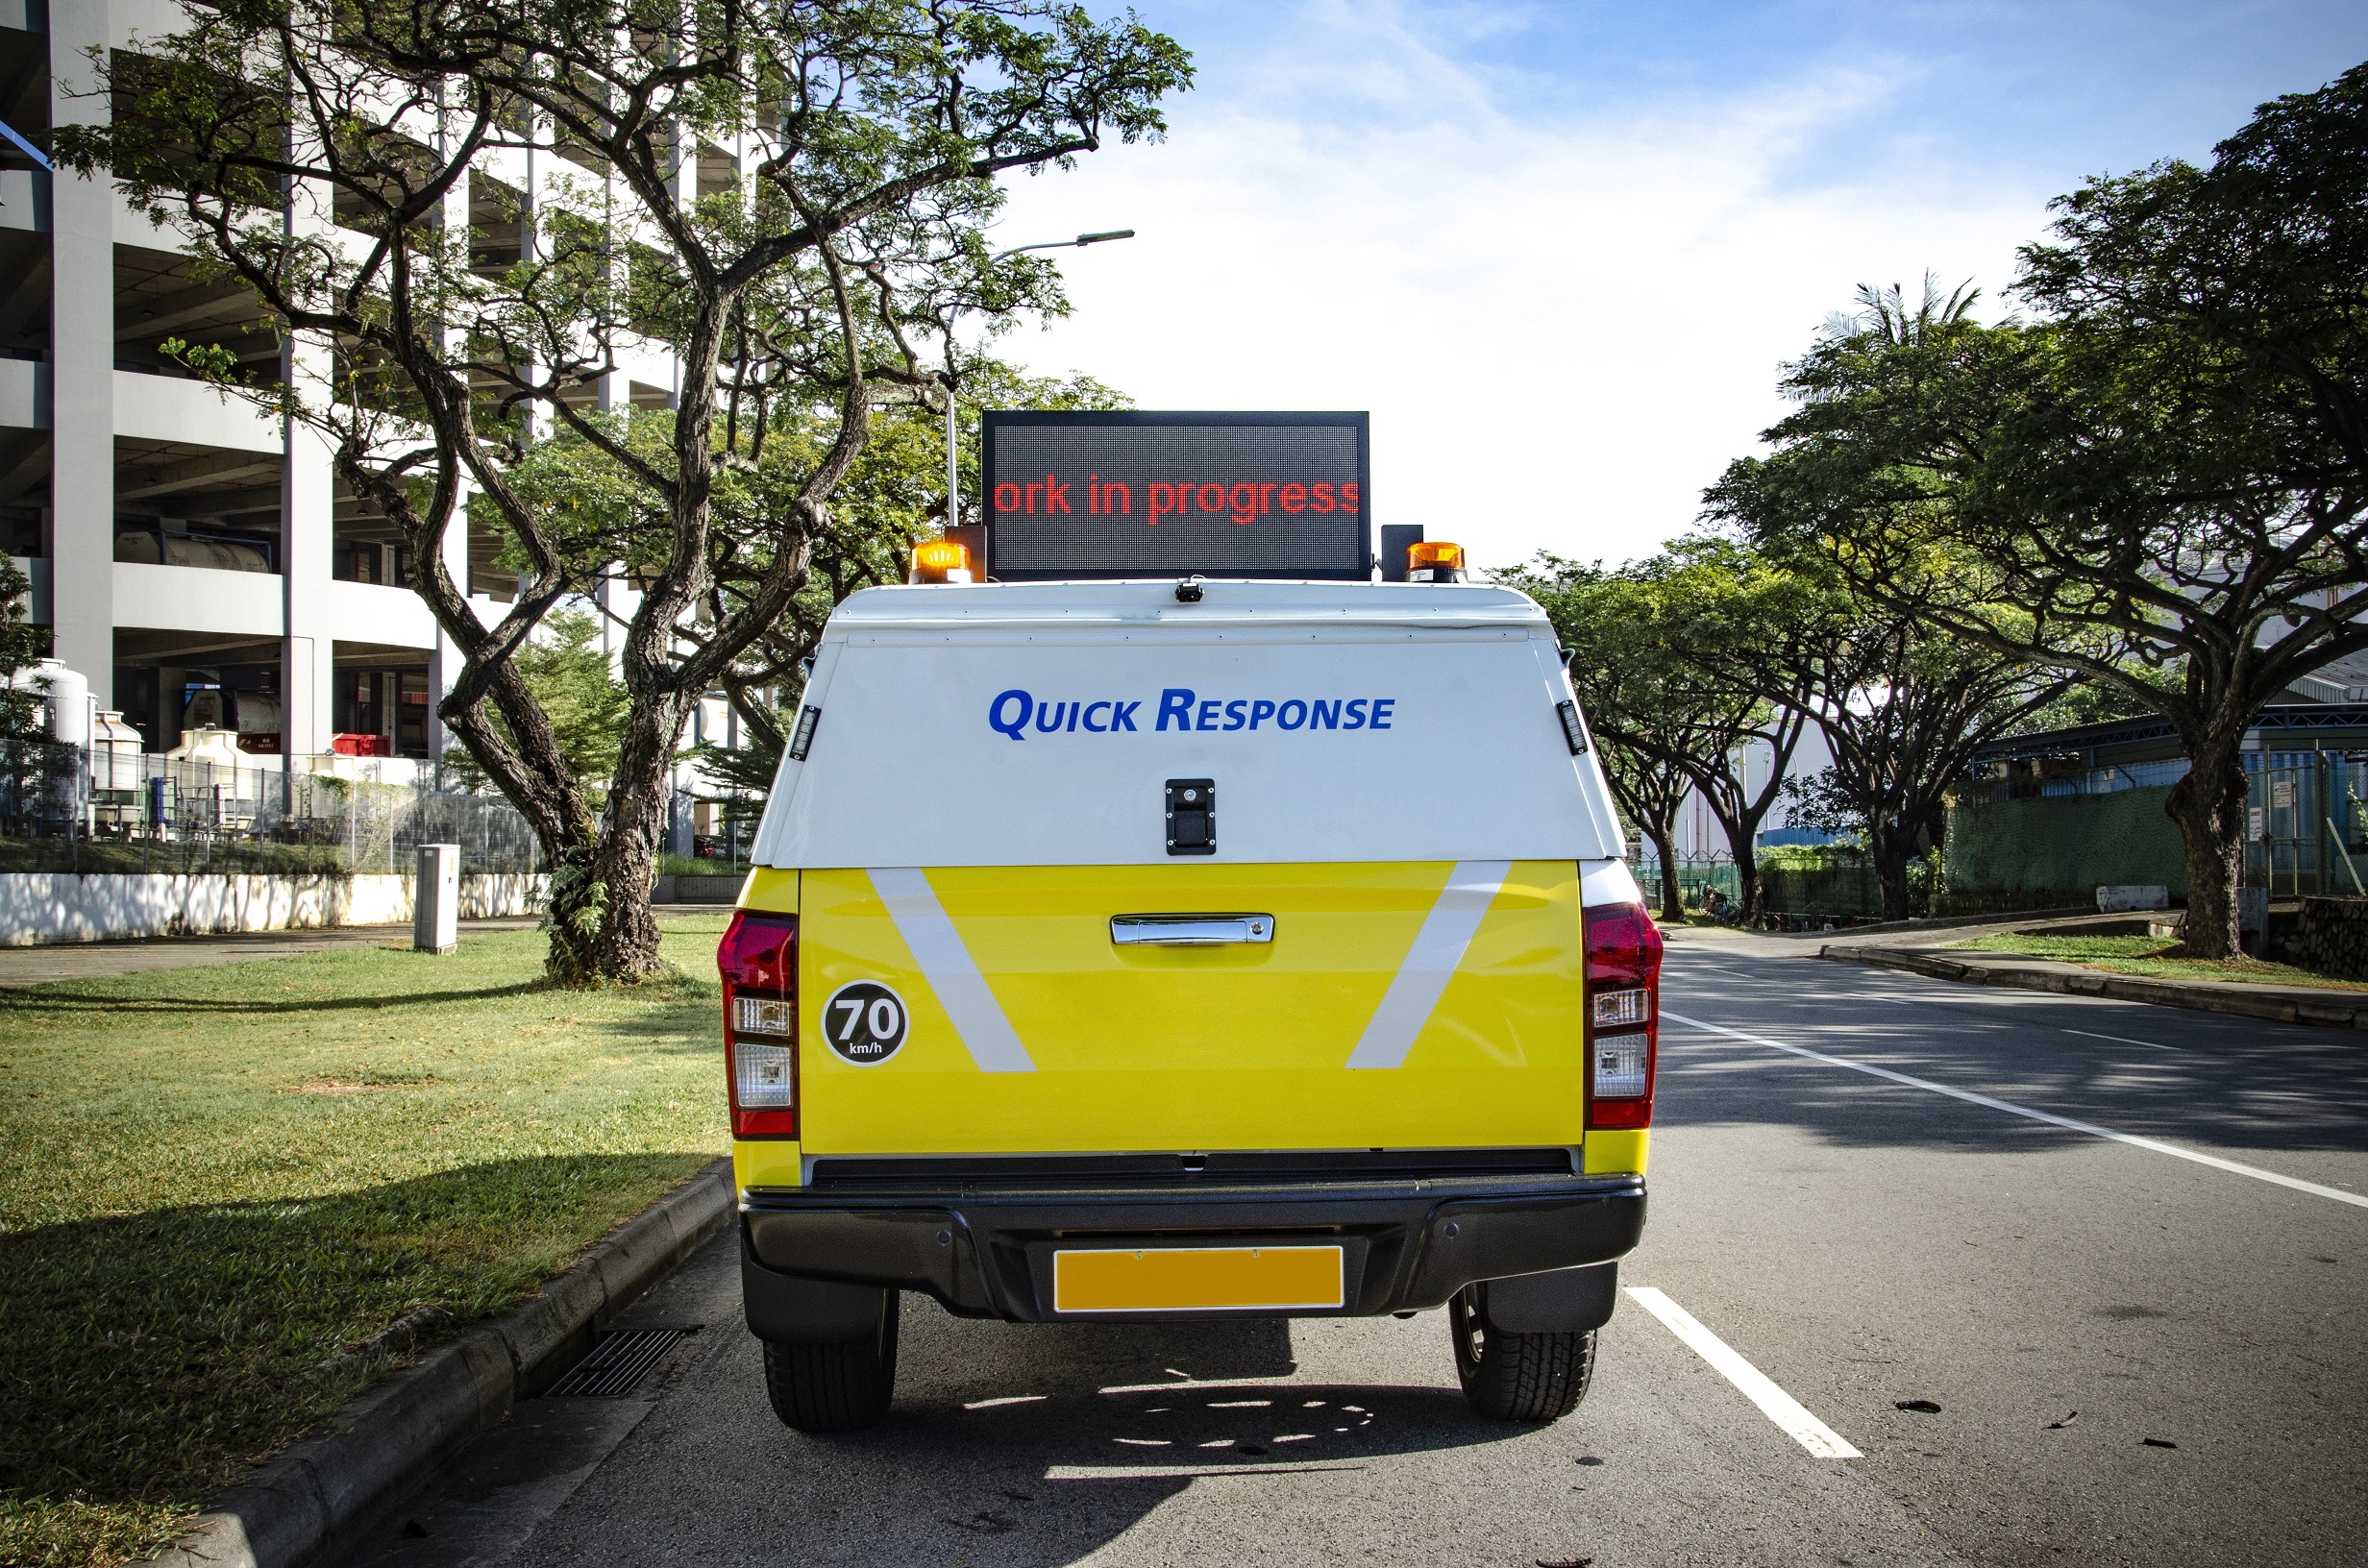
[717,575,1660,1431]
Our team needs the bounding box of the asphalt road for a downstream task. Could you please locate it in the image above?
[355,929,2368,1567]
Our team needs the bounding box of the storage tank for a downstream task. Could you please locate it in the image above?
[89,709,144,827]
[19,658,89,744]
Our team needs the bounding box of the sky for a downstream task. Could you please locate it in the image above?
[986,1,2368,573]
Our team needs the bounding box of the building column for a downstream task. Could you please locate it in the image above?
[47,0,112,703]
[281,125,338,757]
[281,415,336,756]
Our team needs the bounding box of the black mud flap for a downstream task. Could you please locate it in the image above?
[1479,1261,1618,1335]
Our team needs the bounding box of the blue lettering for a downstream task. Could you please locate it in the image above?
[1370,698,1395,730]
[1344,698,1368,730]
[1248,698,1276,730]
[1223,699,1247,731]
[989,689,1032,741]
[1196,699,1222,730]
[1310,698,1341,729]
[1035,700,1069,733]
[1083,700,1112,732]
[1278,699,1307,730]
[1112,700,1141,731]
[1066,700,1080,732]
[1158,689,1195,731]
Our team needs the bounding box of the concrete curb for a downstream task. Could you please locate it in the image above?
[1823,944,2368,1031]
[138,1159,734,1568]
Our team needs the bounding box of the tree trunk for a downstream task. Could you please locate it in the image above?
[1875,847,1912,923]
[2166,734,2249,960]
[1866,817,1913,924]
[556,693,691,985]
[1644,821,1684,920]
[1696,801,1763,921]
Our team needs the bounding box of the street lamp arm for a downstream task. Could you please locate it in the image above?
[991,229,1136,260]
[945,227,1134,537]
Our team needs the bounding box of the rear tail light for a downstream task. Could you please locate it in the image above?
[719,910,799,1138]
[1585,898,1664,1129]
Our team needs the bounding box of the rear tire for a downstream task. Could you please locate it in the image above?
[1450,1284,1594,1422]
[761,1289,900,1432]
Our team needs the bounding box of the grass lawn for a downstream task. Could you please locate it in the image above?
[0,916,732,1568]
[1954,930,2368,990]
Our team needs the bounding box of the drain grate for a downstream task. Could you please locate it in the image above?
[548,1329,684,1397]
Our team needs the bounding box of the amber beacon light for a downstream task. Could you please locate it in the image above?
[909,538,974,584]
[1406,541,1467,583]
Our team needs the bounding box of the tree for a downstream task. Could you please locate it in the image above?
[680,361,1131,774]
[1723,51,2368,957]
[1662,507,2069,922]
[1743,552,2068,922]
[60,0,1190,981]
[0,556,43,740]
[1509,548,1807,920]
[1522,562,1695,917]
[445,608,630,798]
[656,360,1130,848]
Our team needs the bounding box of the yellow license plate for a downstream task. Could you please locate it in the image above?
[1052,1245,1344,1312]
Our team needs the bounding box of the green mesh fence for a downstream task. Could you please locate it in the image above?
[1943,785,2187,911]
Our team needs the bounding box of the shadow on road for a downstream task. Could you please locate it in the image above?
[604,1309,1528,1568]
[1657,948,2368,1156]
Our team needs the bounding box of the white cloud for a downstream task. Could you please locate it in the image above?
[988,7,2049,572]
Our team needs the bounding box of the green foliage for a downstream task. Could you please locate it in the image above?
[0,555,45,741]
[516,612,630,786]
[1712,64,2368,950]
[1954,930,2366,989]
[1502,544,1808,913]
[1775,769,1862,846]
[0,919,729,1567]
[442,610,629,799]
[48,0,1189,983]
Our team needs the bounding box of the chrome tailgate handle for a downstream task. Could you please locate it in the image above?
[1111,914,1275,946]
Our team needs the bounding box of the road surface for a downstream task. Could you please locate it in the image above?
[354,927,2368,1567]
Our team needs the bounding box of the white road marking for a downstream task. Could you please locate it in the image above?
[1622,1286,1862,1458]
[963,1394,1047,1409]
[1047,1462,1367,1479]
[2061,1027,2176,1052]
[1344,860,1511,1070]
[866,867,1036,1072]
[1665,1009,2368,1210]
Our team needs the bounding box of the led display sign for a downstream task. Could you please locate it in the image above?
[981,411,1370,580]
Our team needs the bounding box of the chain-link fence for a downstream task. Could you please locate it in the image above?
[1632,859,1743,917]
[2248,757,2368,897]
[1,745,541,876]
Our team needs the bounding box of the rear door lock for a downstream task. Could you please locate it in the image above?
[1165,778,1215,855]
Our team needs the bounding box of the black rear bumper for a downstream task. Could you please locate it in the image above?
[739,1163,1646,1324]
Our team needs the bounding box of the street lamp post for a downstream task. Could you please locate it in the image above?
[944,230,1135,538]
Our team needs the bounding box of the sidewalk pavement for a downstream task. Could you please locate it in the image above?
[0,904,733,989]
[1798,913,2368,1033]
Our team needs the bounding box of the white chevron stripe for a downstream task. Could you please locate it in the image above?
[865,868,1037,1073]
[1344,860,1511,1069]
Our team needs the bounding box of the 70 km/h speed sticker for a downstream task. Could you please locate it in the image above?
[822,981,909,1066]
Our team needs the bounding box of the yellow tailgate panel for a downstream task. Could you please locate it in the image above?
[795,861,1589,1155]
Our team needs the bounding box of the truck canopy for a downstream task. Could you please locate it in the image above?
[752,579,1625,870]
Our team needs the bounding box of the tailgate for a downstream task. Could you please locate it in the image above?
[796,860,1585,1155]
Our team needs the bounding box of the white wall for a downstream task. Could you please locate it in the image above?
[0,871,549,944]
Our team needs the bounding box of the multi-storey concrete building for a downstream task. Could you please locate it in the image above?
[4,0,723,773]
